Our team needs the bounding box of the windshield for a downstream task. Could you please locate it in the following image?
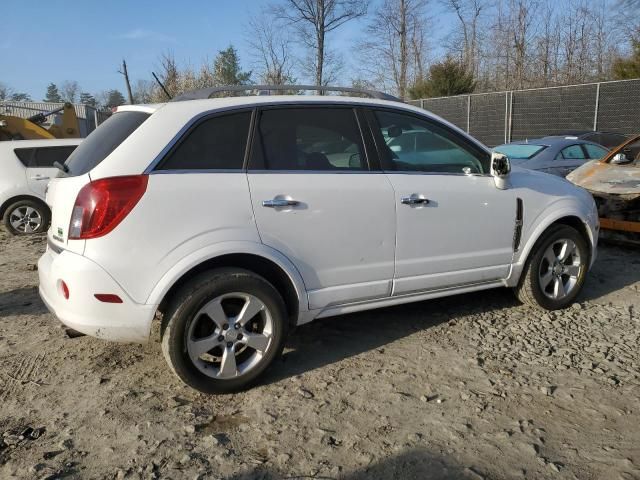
[64,111,150,176]
[494,144,546,160]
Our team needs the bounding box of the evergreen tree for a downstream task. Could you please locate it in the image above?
[79,92,97,107]
[10,92,32,102]
[44,83,63,103]
[612,36,640,80]
[212,46,252,87]
[409,57,476,99]
[105,89,126,109]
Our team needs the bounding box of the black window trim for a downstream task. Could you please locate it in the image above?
[247,104,374,173]
[364,106,492,177]
[149,107,256,174]
[14,145,77,168]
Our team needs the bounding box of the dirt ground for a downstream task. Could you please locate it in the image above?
[0,229,639,480]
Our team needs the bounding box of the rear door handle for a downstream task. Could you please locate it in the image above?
[401,194,429,205]
[30,176,50,180]
[262,198,300,208]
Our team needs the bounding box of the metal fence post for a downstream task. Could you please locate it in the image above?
[504,92,509,143]
[466,95,471,133]
[593,82,600,131]
[421,99,426,109]
[508,91,514,142]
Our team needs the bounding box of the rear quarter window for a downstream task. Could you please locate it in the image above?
[13,148,34,167]
[64,111,150,176]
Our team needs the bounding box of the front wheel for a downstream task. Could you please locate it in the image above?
[515,224,589,310]
[161,268,288,394]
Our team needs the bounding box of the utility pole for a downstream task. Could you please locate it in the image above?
[118,59,134,104]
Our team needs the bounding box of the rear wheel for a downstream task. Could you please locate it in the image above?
[161,268,288,394]
[2,199,50,235]
[515,224,589,310]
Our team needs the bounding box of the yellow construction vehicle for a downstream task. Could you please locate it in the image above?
[0,103,81,141]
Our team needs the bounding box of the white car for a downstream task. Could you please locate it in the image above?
[38,86,599,393]
[0,139,80,234]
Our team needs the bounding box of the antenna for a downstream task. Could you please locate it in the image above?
[152,72,172,100]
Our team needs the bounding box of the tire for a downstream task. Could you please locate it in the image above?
[515,224,589,310]
[161,268,288,394]
[2,199,50,235]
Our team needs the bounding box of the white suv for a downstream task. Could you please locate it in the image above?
[0,139,80,234]
[38,86,598,393]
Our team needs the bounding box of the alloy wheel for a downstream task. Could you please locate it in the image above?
[538,238,583,300]
[9,206,42,233]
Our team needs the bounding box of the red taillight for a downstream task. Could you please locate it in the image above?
[94,293,123,303]
[60,280,69,299]
[69,175,148,240]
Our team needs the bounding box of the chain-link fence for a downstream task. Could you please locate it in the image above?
[408,78,640,147]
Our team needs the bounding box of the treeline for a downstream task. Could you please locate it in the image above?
[2,0,640,107]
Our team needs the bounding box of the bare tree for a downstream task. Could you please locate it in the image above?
[246,12,296,84]
[443,0,487,77]
[273,0,369,86]
[60,80,81,103]
[360,0,429,98]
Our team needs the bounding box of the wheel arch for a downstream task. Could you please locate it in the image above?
[152,247,307,328]
[508,208,595,287]
[0,194,50,219]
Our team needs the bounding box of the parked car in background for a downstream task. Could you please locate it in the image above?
[567,134,640,246]
[38,86,598,394]
[493,137,609,177]
[0,139,80,234]
[553,131,629,149]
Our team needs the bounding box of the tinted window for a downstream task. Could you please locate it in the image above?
[252,108,366,170]
[14,148,34,167]
[34,146,77,167]
[494,144,546,159]
[583,144,608,159]
[157,111,251,171]
[374,110,488,174]
[65,111,150,176]
[559,145,586,160]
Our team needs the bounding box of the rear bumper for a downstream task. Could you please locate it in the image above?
[38,247,156,343]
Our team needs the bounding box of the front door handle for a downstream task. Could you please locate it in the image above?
[30,175,50,180]
[401,194,429,205]
[262,198,300,208]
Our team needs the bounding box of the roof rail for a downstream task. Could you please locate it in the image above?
[170,85,400,102]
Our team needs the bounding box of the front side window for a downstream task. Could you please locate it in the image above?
[252,108,366,170]
[583,144,608,159]
[157,111,251,170]
[374,110,488,174]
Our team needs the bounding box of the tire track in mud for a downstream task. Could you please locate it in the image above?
[0,353,46,401]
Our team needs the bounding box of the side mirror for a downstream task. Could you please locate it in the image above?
[490,152,511,190]
[611,152,632,165]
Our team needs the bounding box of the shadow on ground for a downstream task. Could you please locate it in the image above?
[225,447,478,480]
[0,286,48,318]
[581,244,640,301]
[260,287,517,386]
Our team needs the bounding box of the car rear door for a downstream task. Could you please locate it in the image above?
[367,108,516,295]
[247,106,396,310]
[26,146,77,198]
[549,144,587,176]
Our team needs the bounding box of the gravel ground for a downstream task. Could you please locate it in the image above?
[0,229,639,480]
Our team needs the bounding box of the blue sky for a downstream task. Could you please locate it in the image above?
[1,0,455,100]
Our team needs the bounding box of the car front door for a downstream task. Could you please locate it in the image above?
[248,106,396,310]
[368,108,516,296]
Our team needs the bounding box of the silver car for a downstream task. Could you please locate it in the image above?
[494,137,609,177]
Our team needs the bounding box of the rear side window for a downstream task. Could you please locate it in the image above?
[65,111,150,176]
[558,145,586,160]
[583,144,608,159]
[156,111,251,171]
[34,146,77,167]
[251,108,367,170]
